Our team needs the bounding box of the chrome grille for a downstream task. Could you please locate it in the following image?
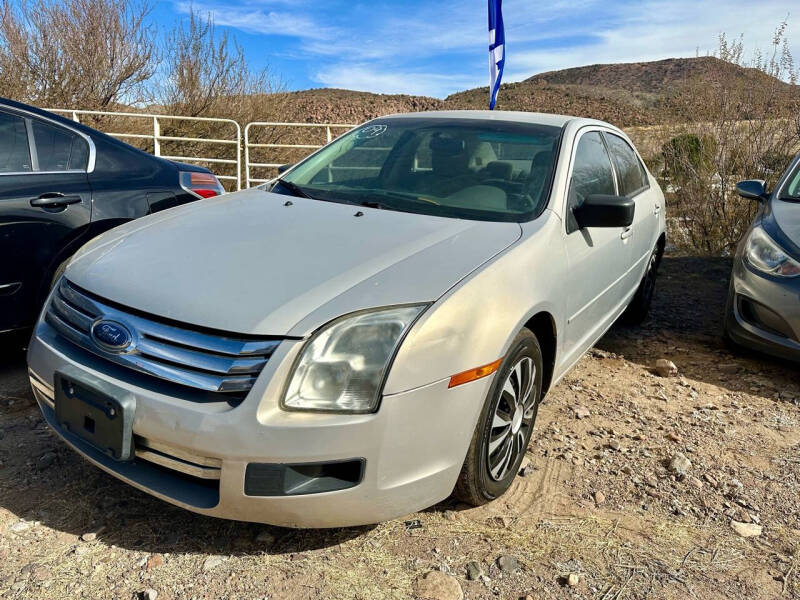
[46,278,281,395]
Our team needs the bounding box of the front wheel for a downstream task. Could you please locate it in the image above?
[453,329,543,506]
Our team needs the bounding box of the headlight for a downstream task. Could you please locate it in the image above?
[282,305,427,413]
[744,227,800,277]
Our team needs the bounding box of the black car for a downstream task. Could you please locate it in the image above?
[0,97,225,338]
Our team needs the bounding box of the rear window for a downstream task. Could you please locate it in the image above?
[32,120,89,171]
[0,111,32,173]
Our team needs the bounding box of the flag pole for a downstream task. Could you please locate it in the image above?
[488,0,505,110]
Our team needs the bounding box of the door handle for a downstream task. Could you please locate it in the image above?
[30,193,82,208]
[654,203,661,215]
[620,226,633,240]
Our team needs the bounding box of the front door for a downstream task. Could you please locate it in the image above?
[561,129,633,368]
[0,109,92,332]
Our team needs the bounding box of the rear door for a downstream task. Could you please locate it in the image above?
[603,132,658,275]
[562,129,633,366]
[0,108,92,332]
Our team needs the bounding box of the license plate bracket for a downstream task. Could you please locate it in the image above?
[54,368,136,461]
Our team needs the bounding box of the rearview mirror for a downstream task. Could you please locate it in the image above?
[736,179,768,202]
[574,194,635,229]
[277,164,293,175]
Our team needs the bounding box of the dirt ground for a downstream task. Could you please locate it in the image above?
[0,255,798,600]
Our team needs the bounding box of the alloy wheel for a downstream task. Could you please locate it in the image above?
[486,356,537,481]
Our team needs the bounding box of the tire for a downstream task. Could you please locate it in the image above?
[622,244,661,325]
[453,328,543,506]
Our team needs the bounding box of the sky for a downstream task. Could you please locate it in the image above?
[150,0,798,98]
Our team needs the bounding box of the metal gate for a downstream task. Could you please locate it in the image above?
[48,108,361,191]
[244,122,355,187]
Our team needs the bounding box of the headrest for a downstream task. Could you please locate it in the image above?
[485,161,513,180]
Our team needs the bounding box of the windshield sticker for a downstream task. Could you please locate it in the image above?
[355,124,388,139]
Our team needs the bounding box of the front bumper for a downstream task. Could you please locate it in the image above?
[27,319,491,528]
[725,256,800,363]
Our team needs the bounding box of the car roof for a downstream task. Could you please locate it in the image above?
[374,110,622,132]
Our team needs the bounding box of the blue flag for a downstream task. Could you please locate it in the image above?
[488,0,505,110]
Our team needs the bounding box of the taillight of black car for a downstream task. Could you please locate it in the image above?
[180,171,225,199]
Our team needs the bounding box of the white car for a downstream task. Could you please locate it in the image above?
[27,111,666,527]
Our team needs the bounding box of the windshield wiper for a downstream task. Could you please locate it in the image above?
[360,200,390,209]
[274,178,314,199]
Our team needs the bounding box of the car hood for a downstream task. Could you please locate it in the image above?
[66,189,521,336]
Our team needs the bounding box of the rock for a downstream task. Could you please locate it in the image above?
[567,573,581,587]
[666,432,681,442]
[37,452,56,471]
[668,453,691,477]
[688,476,703,489]
[655,359,678,377]
[608,440,621,451]
[412,571,463,600]
[9,520,32,533]
[255,530,275,545]
[731,521,762,538]
[202,555,226,571]
[572,406,591,419]
[594,491,606,506]
[80,531,99,542]
[496,555,519,573]
[487,516,513,528]
[442,510,456,521]
[139,589,158,600]
[146,554,164,571]
[465,561,483,581]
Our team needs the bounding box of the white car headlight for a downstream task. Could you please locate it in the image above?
[744,227,800,278]
[282,305,427,413]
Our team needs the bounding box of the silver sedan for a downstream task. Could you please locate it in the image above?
[27,111,666,527]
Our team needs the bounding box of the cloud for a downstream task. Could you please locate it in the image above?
[174,2,334,39]
[312,64,480,97]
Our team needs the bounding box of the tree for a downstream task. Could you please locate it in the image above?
[0,0,157,109]
[156,9,284,122]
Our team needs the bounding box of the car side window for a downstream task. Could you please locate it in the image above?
[567,131,615,233]
[0,111,33,173]
[604,133,648,196]
[31,119,89,171]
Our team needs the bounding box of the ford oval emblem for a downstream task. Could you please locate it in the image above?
[91,320,134,353]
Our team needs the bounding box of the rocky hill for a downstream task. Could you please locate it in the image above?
[274,57,796,128]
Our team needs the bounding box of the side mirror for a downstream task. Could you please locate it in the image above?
[736,179,768,202]
[277,164,293,175]
[574,194,635,229]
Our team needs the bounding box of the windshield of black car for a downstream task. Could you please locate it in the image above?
[273,117,562,222]
[781,161,800,200]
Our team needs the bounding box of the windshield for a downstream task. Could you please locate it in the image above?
[781,159,800,200]
[275,117,562,222]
